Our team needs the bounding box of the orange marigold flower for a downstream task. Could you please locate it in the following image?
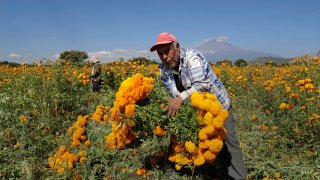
[20,115,27,123]
[80,135,87,141]
[279,103,287,110]
[185,141,196,154]
[125,104,136,117]
[79,157,86,164]
[175,164,182,171]
[203,150,216,162]
[198,129,208,141]
[136,168,146,176]
[260,125,269,131]
[208,139,223,154]
[194,156,205,166]
[84,140,91,147]
[78,151,87,157]
[154,126,165,136]
[251,114,257,121]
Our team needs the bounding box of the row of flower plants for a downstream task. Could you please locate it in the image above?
[0,54,319,179]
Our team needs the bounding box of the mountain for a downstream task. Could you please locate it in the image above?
[195,38,282,63]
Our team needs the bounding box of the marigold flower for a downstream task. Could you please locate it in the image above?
[20,115,27,123]
[175,164,182,171]
[198,129,208,140]
[79,157,86,164]
[125,104,136,117]
[260,125,269,131]
[78,151,87,157]
[84,140,91,147]
[154,126,165,136]
[251,114,257,121]
[185,141,196,154]
[80,135,87,141]
[279,103,287,110]
[204,112,214,125]
[208,139,223,154]
[193,156,205,166]
[204,126,216,136]
[203,150,216,162]
[136,168,146,176]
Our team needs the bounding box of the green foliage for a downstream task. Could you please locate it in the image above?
[234,59,248,67]
[0,61,20,67]
[130,57,159,65]
[264,61,278,66]
[216,59,232,66]
[59,50,88,63]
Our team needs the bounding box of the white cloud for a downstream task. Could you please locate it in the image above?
[112,49,127,53]
[26,53,32,58]
[216,36,229,42]
[53,54,60,59]
[96,51,112,55]
[87,48,157,63]
[9,53,22,58]
[196,36,230,47]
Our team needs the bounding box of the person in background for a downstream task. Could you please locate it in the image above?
[89,56,102,93]
[150,32,247,179]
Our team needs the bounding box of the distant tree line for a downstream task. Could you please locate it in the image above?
[0,61,20,67]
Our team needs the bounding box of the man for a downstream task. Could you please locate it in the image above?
[150,32,247,179]
[89,56,102,93]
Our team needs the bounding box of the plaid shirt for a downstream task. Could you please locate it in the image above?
[159,48,230,109]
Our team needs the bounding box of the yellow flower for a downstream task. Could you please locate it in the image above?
[203,150,216,162]
[136,168,146,176]
[193,156,205,166]
[198,129,208,140]
[251,114,257,121]
[208,139,223,154]
[20,115,27,123]
[78,151,87,157]
[79,157,86,164]
[84,140,91,147]
[14,143,21,149]
[154,126,165,136]
[204,112,214,125]
[279,103,287,110]
[204,126,216,136]
[260,125,269,131]
[185,141,196,154]
[175,164,182,171]
[125,104,136,117]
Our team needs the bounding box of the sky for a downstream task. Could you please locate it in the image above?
[0,0,319,63]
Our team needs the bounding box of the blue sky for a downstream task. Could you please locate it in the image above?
[0,0,319,63]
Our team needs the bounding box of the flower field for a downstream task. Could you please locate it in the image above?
[0,55,319,179]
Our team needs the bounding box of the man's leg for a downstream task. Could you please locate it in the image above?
[223,108,247,180]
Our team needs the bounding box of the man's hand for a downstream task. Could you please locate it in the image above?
[163,96,183,118]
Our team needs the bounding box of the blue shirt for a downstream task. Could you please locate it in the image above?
[158,48,231,109]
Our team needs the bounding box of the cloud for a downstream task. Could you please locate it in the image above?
[53,54,60,59]
[26,53,32,58]
[9,53,22,59]
[112,49,127,53]
[216,36,229,42]
[87,48,157,63]
[196,36,230,46]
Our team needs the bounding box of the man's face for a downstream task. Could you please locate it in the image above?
[156,43,180,69]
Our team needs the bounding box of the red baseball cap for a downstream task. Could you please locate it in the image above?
[150,32,177,52]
